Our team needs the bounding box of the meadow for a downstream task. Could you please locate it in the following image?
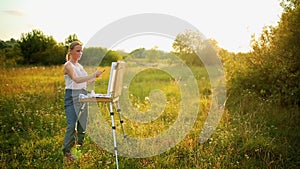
[0,65,299,169]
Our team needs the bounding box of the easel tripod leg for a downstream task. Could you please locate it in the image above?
[115,101,126,139]
[109,102,119,169]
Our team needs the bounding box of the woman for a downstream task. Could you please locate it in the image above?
[62,41,103,160]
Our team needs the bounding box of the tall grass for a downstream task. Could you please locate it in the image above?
[0,66,299,168]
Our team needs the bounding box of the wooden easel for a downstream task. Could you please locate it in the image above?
[79,61,126,169]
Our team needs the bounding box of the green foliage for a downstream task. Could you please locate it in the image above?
[0,39,22,67]
[172,30,203,66]
[0,66,66,168]
[0,38,17,50]
[223,2,300,106]
[100,50,123,66]
[1,1,300,167]
[172,30,220,66]
[129,48,146,58]
[225,92,300,168]
[64,34,81,47]
[18,29,57,65]
[42,43,67,65]
[145,46,159,62]
[129,47,173,61]
[1,31,84,66]
[281,0,300,9]
[1,66,299,168]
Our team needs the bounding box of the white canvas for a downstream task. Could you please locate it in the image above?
[106,61,126,99]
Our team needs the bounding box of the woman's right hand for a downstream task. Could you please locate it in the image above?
[95,70,104,78]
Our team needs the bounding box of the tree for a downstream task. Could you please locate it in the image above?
[172,30,203,66]
[40,43,67,65]
[18,29,57,65]
[280,0,300,9]
[17,29,67,65]
[233,0,300,105]
[172,30,219,66]
[0,38,17,50]
[269,0,300,104]
[100,50,123,66]
[65,34,81,47]
[129,48,146,58]
[145,46,159,62]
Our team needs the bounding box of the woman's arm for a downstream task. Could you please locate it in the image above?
[87,78,96,84]
[64,62,102,83]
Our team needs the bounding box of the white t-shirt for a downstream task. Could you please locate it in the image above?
[64,61,88,90]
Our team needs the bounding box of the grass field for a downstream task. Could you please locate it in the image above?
[0,65,299,168]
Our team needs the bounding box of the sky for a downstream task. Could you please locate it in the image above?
[0,0,283,53]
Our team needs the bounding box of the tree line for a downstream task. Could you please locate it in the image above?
[0,0,299,106]
[0,27,223,68]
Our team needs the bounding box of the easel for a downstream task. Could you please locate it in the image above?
[79,61,126,169]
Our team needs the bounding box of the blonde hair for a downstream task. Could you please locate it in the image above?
[65,41,83,61]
